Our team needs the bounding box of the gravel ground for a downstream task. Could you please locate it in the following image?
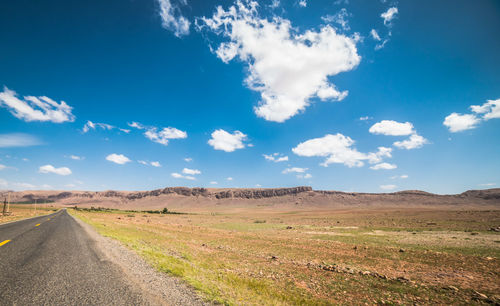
[72,214,209,306]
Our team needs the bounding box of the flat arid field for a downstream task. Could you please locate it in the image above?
[0,204,58,224]
[70,206,500,305]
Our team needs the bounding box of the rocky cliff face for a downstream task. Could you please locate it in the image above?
[2,187,499,207]
[2,186,314,203]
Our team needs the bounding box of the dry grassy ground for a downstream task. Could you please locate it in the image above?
[0,204,58,224]
[71,207,500,305]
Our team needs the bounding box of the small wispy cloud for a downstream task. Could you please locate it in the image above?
[0,133,42,148]
[128,121,187,146]
[282,167,308,174]
[0,86,75,123]
[171,172,195,180]
[263,153,288,163]
[157,0,190,37]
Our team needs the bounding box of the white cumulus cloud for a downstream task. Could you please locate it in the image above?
[370,162,397,170]
[370,120,428,150]
[129,121,187,146]
[369,120,414,136]
[471,98,500,120]
[393,134,428,150]
[151,161,162,167]
[157,0,190,37]
[106,153,131,165]
[182,168,201,175]
[0,86,74,123]
[263,153,288,162]
[443,113,480,132]
[197,1,361,122]
[172,172,195,180]
[145,127,187,145]
[292,133,392,167]
[39,165,72,176]
[208,129,247,152]
[443,98,500,133]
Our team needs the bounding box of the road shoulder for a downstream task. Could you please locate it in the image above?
[71,213,208,306]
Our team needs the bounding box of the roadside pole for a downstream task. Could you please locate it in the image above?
[2,198,6,216]
[7,192,10,213]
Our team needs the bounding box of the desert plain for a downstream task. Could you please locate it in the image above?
[1,187,499,305]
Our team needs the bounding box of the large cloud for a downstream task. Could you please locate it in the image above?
[0,86,74,123]
[443,98,500,132]
[370,119,428,150]
[39,165,72,176]
[471,98,500,120]
[157,0,190,37]
[443,113,480,133]
[197,1,360,122]
[208,129,248,152]
[292,133,392,167]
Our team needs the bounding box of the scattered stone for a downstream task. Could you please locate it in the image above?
[360,271,371,276]
[443,285,459,292]
[286,226,293,229]
[270,255,278,260]
[396,276,410,283]
[201,243,206,247]
[485,256,494,260]
[489,226,500,232]
[470,232,479,236]
[399,248,405,253]
[353,246,358,250]
[426,222,437,225]
[472,290,488,300]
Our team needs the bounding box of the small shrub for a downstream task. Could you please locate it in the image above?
[254,220,266,224]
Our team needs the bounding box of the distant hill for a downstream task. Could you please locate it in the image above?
[1,187,499,211]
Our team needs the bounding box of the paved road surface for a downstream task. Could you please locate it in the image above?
[0,209,153,305]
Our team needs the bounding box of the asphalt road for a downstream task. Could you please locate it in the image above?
[0,209,152,305]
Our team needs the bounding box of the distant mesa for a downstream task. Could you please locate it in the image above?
[1,187,499,211]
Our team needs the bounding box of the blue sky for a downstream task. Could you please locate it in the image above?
[1,0,499,193]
